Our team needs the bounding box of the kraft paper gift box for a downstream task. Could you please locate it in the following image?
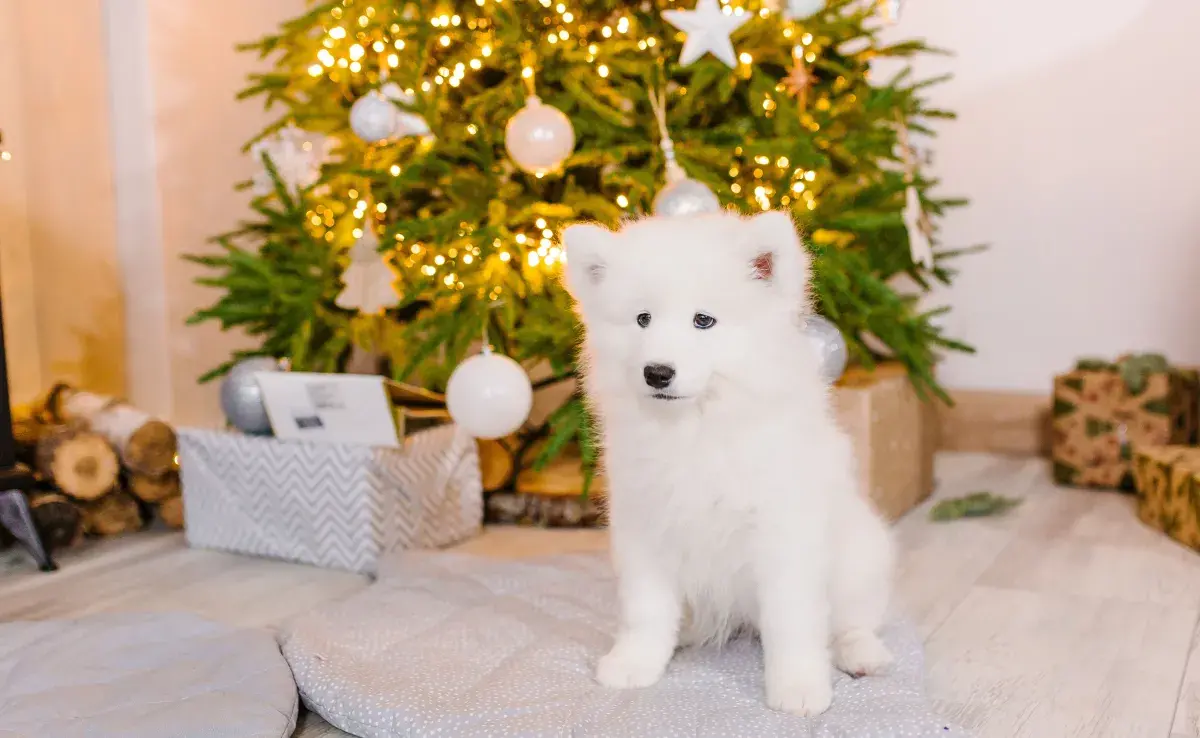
[833,363,938,521]
[1052,358,1198,490]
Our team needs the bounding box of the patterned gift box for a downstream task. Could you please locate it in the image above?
[1052,358,1198,490]
[1133,445,1200,551]
[178,424,482,574]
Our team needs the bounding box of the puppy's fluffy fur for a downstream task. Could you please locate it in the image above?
[562,211,894,716]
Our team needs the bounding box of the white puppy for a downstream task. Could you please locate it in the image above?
[562,210,894,717]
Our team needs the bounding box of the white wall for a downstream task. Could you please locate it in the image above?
[892,0,1200,392]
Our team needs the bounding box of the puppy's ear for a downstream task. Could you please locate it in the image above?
[562,223,615,301]
[746,210,811,303]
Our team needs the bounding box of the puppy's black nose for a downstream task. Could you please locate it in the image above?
[643,363,675,390]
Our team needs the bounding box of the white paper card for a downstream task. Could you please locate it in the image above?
[255,372,400,447]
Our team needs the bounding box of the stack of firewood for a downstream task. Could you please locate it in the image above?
[9,385,181,551]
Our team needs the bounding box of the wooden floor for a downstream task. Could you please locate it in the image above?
[3,452,1200,738]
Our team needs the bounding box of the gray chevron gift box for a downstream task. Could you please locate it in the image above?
[177,424,483,574]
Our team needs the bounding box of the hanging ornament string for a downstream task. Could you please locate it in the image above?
[519,46,538,99]
[896,119,934,269]
[647,85,720,216]
[647,86,682,188]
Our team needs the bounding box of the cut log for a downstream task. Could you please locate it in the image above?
[36,424,121,501]
[127,472,181,504]
[12,417,47,464]
[51,387,178,478]
[81,491,144,537]
[158,495,185,530]
[28,492,83,551]
[486,455,607,527]
[477,438,515,492]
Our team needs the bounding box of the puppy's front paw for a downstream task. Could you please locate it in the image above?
[765,667,833,717]
[596,645,668,689]
[833,631,893,678]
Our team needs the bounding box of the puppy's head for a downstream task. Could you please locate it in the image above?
[562,210,811,406]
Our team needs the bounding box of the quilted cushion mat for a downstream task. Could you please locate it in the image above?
[0,612,297,738]
[281,552,968,737]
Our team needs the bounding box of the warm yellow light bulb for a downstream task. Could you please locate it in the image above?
[598,64,609,78]
[616,194,629,207]
[330,26,346,39]
[434,255,446,265]
[440,35,451,46]
[349,43,365,60]
[527,252,540,267]
[499,251,512,262]
[376,203,387,213]
[387,53,399,67]
[353,228,364,238]
[482,44,493,57]
[739,52,752,64]
[462,254,474,264]
[349,61,362,73]
[515,234,528,244]
[470,58,482,69]
[535,218,547,229]
[466,124,478,135]
[805,171,816,182]
[308,64,323,76]
[372,40,385,52]
[521,66,533,79]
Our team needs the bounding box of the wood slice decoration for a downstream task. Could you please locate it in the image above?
[127,472,181,504]
[81,491,144,537]
[36,424,121,501]
[158,495,185,530]
[29,492,84,550]
[51,387,178,478]
[477,438,515,492]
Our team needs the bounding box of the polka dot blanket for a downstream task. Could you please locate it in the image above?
[280,552,968,738]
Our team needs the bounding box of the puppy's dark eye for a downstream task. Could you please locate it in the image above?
[693,313,717,330]
[636,312,651,328]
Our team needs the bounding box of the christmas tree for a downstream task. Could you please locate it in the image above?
[190,0,972,476]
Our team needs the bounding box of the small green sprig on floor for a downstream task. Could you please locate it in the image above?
[929,491,1021,522]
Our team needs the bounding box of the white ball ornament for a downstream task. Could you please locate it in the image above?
[445,348,534,440]
[504,96,576,176]
[349,89,399,143]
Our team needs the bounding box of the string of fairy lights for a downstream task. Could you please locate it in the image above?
[280,0,895,303]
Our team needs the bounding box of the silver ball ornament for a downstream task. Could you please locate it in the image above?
[653,158,720,217]
[220,357,284,434]
[349,90,399,143]
[784,0,826,19]
[504,96,576,176]
[803,315,848,383]
[654,176,721,216]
